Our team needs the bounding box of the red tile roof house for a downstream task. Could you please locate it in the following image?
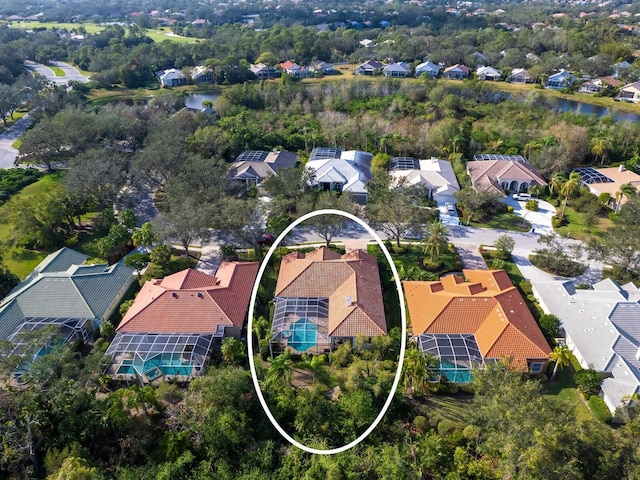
[270,247,387,356]
[106,263,259,384]
[467,155,547,195]
[404,270,551,382]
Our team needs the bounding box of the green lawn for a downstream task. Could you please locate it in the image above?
[421,394,473,427]
[542,369,593,423]
[554,205,612,240]
[469,212,531,232]
[50,66,65,77]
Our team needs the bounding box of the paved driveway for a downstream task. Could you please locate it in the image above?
[0,113,31,168]
[503,196,556,235]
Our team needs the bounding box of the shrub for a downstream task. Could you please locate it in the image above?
[525,199,539,211]
[539,314,560,338]
[413,416,429,433]
[589,395,612,423]
[492,259,507,270]
[507,205,514,213]
[519,281,533,295]
[575,369,601,397]
[437,419,458,437]
[220,244,238,261]
[423,259,443,271]
[392,245,407,255]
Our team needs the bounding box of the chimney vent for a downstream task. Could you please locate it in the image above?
[346,295,352,307]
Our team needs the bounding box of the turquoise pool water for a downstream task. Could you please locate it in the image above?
[288,317,318,352]
[439,359,473,383]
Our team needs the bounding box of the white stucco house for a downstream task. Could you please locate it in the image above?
[383,62,411,78]
[617,81,640,103]
[157,68,187,87]
[476,65,501,81]
[388,157,460,205]
[546,69,576,89]
[306,147,373,204]
[415,61,441,78]
[532,278,640,414]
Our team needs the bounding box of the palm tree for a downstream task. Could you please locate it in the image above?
[221,337,245,365]
[529,184,543,198]
[267,349,294,387]
[559,171,581,218]
[590,136,611,165]
[422,221,449,263]
[549,172,566,198]
[617,182,637,212]
[549,345,571,381]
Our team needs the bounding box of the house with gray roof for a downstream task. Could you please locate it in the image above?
[306,148,373,204]
[389,157,460,205]
[0,247,135,367]
[232,150,298,188]
[532,278,640,414]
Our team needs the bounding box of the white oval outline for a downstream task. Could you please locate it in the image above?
[247,208,407,455]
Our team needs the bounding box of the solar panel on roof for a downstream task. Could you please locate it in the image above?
[473,154,529,163]
[236,150,268,163]
[309,147,342,161]
[389,157,420,170]
[574,167,614,184]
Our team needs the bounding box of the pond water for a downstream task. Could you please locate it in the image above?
[548,97,640,123]
[184,92,219,109]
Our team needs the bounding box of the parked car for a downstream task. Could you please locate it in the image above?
[513,193,531,201]
[257,234,275,246]
[444,202,456,215]
[402,228,424,240]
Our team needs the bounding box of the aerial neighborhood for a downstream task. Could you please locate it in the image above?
[3,0,640,476]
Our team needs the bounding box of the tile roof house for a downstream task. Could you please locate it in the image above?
[279,60,310,78]
[508,68,534,84]
[106,262,259,384]
[306,148,374,204]
[476,65,501,81]
[404,270,551,382]
[270,247,386,355]
[0,248,135,367]
[415,61,441,78]
[232,150,298,187]
[467,155,547,195]
[532,278,640,413]
[389,157,460,205]
[156,68,187,87]
[383,62,411,78]
[617,81,640,103]
[574,166,640,211]
[546,69,576,89]
[444,64,470,80]
[355,60,384,76]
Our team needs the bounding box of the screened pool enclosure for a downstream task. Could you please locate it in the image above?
[270,297,330,356]
[106,333,214,384]
[417,333,486,383]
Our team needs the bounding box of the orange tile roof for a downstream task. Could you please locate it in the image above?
[117,262,259,334]
[275,247,386,336]
[403,269,550,370]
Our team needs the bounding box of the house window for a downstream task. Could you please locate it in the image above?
[529,362,544,374]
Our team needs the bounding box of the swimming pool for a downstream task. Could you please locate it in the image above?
[288,317,318,352]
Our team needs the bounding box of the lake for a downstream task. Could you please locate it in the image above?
[548,97,640,123]
[184,92,219,109]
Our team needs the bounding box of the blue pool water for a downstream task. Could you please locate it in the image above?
[439,359,473,383]
[289,317,318,352]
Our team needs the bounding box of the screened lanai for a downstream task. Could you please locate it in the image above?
[106,333,214,384]
[270,297,330,356]
[417,333,485,383]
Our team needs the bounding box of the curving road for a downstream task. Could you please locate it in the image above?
[25,60,90,86]
[0,113,31,169]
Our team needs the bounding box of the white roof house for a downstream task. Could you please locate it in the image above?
[415,61,441,78]
[383,62,411,78]
[546,69,576,89]
[157,68,187,87]
[532,278,640,414]
[617,81,640,103]
[306,148,373,204]
[476,65,501,81]
[388,157,460,204]
[508,68,534,84]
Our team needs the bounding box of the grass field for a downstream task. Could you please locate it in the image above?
[469,211,531,232]
[50,65,65,76]
[543,368,593,423]
[554,205,612,240]
[5,21,198,44]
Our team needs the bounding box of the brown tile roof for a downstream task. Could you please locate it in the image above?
[403,269,550,370]
[467,160,547,195]
[275,247,386,337]
[117,262,259,334]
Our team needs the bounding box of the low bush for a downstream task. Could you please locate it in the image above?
[539,313,560,338]
[423,259,443,271]
[519,281,533,295]
[589,395,612,423]
[492,259,507,270]
[507,205,514,213]
[525,199,539,211]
